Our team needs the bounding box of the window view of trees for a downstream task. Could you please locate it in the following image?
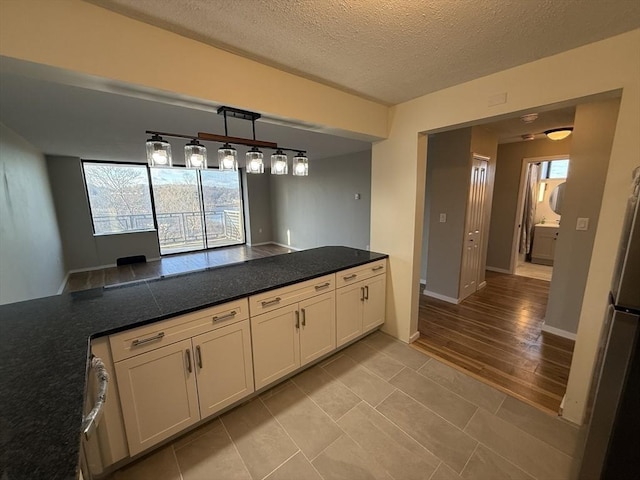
[83,162,244,254]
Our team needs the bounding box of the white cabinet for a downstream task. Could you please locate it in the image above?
[251,289,336,390]
[112,300,254,456]
[336,259,387,347]
[531,225,559,265]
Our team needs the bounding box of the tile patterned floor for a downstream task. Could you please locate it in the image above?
[109,331,581,480]
[515,261,553,282]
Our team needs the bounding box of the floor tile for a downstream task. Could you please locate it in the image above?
[172,416,222,451]
[221,398,298,480]
[376,390,477,473]
[418,359,506,413]
[262,382,343,459]
[338,402,439,479]
[464,408,573,480]
[496,396,579,456]
[174,422,251,480]
[461,444,534,480]
[264,451,322,480]
[364,332,429,370]
[430,463,463,480]
[111,446,181,480]
[292,365,362,420]
[342,341,405,380]
[389,367,478,429]
[312,435,393,480]
[322,354,396,406]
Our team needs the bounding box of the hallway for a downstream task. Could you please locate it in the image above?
[415,271,574,413]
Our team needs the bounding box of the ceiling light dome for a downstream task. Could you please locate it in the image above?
[545,128,573,141]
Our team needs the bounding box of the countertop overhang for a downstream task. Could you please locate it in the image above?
[0,246,387,480]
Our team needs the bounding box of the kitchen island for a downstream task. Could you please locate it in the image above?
[0,246,387,480]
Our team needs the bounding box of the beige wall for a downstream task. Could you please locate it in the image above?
[0,124,66,304]
[371,30,640,424]
[487,138,572,271]
[0,0,387,141]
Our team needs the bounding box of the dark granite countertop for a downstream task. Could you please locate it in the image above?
[0,246,387,480]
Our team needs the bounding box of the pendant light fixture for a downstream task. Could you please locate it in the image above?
[292,152,309,176]
[271,149,288,175]
[246,147,264,174]
[145,106,309,175]
[146,134,173,167]
[545,127,573,141]
[184,139,207,169]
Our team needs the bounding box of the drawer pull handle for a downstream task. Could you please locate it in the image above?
[261,297,282,307]
[364,285,369,300]
[360,287,365,302]
[315,282,331,290]
[372,265,384,271]
[185,349,192,373]
[295,310,300,329]
[343,274,357,281]
[196,345,203,369]
[212,310,237,322]
[131,332,165,347]
[301,308,306,327]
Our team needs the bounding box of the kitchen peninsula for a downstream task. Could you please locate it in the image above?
[0,246,387,480]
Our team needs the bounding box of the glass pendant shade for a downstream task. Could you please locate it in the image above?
[271,149,288,175]
[246,147,264,174]
[545,128,573,141]
[184,140,207,169]
[146,134,172,167]
[292,152,309,176]
[218,143,238,171]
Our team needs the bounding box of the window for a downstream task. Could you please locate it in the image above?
[83,163,154,235]
[540,159,569,179]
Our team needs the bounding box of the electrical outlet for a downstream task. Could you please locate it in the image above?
[354,193,361,200]
[439,213,447,223]
[576,217,589,231]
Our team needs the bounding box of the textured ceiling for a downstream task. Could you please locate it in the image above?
[88,0,640,104]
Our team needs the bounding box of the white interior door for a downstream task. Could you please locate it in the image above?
[459,155,489,301]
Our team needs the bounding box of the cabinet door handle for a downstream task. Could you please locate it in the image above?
[185,349,192,373]
[295,310,300,329]
[372,265,384,271]
[131,331,165,347]
[301,308,306,326]
[212,310,237,322]
[195,345,203,369]
[261,297,281,307]
[364,285,369,300]
[343,274,357,281]
[360,287,365,302]
[315,282,331,290]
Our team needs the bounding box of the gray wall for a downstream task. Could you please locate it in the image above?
[545,98,621,333]
[486,137,572,271]
[0,123,65,304]
[47,156,160,270]
[270,150,371,250]
[423,128,472,298]
[242,169,273,245]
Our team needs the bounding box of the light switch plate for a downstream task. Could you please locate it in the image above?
[354,193,361,200]
[439,213,447,223]
[576,217,589,231]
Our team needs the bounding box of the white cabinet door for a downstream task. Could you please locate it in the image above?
[115,339,199,456]
[251,304,300,390]
[531,226,558,265]
[299,291,336,366]
[363,275,386,333]
[336,281,365,347]
[194,319,254,420]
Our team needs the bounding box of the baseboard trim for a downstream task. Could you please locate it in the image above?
[409,331,420,343]
[419,278,426,285]
[57,271,71,295]
[68,263,117,274]
[486,266,512,274]
[541,323,577,341]
[270,242,301,251]
[422,289,460,304]
[248,241,272,247]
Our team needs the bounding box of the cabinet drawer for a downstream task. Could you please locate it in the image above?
[249,274,334,316]
[110,298,249,362]
[336,259,386,288]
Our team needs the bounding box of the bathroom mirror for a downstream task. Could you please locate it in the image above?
[549,182,566,215]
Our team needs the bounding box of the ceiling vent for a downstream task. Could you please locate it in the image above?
[520,113,539,124]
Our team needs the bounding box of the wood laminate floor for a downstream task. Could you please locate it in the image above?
[64,243,293,293]
[414,271,575,414]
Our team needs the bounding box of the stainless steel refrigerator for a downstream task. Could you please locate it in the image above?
[579,166,640,479]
